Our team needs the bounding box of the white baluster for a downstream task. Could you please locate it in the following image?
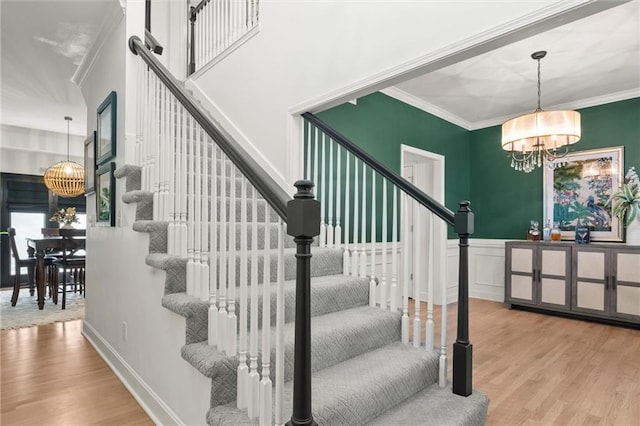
[335,145,342,248]
[186,116,196,297]
[167,94,177,256]
[327,138,334,248]
[218,155,228,353]
[227,165,238,356]
[352,160,359,276]
[179,107,188,258]
[390,186,399,312]
[369,172,376,308]
[402,192,409,344]
[275,220,285,426]
[342,150,350,275]
[313,127,319,240]
[152,76,160,221]
[413,198,421,349]
[201,131,210,303]
[425,212,434,352]
[259,203,272,426]
[208,142,219,348]
[194,124,203,301]
[381,179,388,310]
[359,164,367,278]
[319,133,327,247]
[439,247,448,387]
[248,187,260,419]
[305,122,311,180]
[237,177,249,408]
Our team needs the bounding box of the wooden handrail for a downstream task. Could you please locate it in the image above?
[129,35,291,221]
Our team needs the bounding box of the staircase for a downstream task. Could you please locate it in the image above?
[115,161,488,425]
[121,32,489,425]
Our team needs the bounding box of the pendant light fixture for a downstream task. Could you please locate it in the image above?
[501,51,581,173]
[44,116,85,197]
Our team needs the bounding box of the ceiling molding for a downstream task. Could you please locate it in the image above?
[289,0,623,115]
[469,88,640,130]
[71,2,124,87]
[380,87,473,130]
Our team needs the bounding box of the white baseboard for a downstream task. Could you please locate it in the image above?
[82,321,184,426]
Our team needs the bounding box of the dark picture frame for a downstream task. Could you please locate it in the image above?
[84,131,96,195]
[96,162,116,227]
[543,146,624,242]
[97,91,117,165]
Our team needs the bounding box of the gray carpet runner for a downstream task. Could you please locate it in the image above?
[116,164,488,425]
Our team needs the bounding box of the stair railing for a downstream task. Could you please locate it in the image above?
[302,112,474,397]
[130,35,318,425]
[188,0,259,75]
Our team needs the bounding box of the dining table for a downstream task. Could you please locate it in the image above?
[26,229,86,310]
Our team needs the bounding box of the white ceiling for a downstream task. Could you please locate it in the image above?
[0,0,638,139]
[390,0,640,130]
[0,0,113,136]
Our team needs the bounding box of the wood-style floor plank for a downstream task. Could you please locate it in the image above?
[2,300,639,425]
[410,298,640,426]
[1,320,153,426]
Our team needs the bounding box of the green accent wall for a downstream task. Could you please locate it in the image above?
[316,94,639,240]
[470,97,640,238]
[317,92,470,238]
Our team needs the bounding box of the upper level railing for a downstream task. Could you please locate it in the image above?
[302,112,474,397]
[188,0,259,75]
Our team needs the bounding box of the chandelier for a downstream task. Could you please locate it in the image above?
[501,51,581,173]
[44,116,85,197]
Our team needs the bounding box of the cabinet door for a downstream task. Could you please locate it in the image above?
[538,246,571,310]
[611,248,640,322]
[572,247,608,316]
[506,244,536,304]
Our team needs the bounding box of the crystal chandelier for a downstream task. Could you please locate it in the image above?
[501,51,581,173]
[44,116,85,197]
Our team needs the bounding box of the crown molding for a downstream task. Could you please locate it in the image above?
[380,87,474,130]
[290,0,620,115]
[469,88,640,130]
[71,2,124,87]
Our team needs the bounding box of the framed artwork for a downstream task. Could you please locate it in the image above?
[84,131,96,195]
[96,91,117,165]
[543,146,624,242]
[96,162,116,227]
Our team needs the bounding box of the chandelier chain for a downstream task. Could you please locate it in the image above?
[536,57,542,111]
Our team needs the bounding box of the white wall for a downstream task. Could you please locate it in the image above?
[76,2,210,423]
[0,124,84,176]
[188,0,584,189]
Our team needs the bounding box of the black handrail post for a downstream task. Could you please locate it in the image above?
[286,180,320,426]
[188,6,196,76]
[453,200,474,397]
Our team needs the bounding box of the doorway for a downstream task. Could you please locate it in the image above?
[400,145,447,305]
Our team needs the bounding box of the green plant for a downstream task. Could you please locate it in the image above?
[606,167,640,226]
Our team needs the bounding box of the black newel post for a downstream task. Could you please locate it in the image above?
[286,180,320,426]
[453,200,474,397]
[188,6,196,76]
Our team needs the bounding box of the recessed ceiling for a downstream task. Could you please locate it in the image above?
[0,0,113,136]
[391,0,640,130]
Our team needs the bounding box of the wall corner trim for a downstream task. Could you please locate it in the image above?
[82,320,184,426]
[72,3,124,87]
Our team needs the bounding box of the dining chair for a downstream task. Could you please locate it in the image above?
[57,229,86,309]
[7,228,59,306]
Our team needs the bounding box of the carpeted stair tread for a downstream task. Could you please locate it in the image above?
[162,293,209,344]
[122,190,154,221]
[207,342,440,425]
[114,165,142,192]
[145,253,187,294]
[133,220,168,253]
[368,384,489,426]
[186,305,402,408]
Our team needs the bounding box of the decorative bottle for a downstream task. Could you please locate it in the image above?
[528,220,541,241]
[551,222,561,241]
[543,220,551,242]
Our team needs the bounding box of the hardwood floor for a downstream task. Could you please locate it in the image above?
[1,301,638,425]
[410,298,640,425]
[1,320,152,425]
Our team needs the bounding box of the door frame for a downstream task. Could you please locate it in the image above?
[400,144,447,305]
